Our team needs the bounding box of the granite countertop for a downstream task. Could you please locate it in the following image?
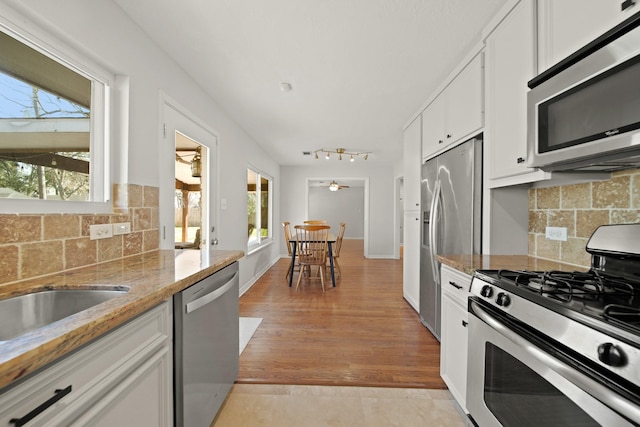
[436,254,588,277]
[0,248,244,390]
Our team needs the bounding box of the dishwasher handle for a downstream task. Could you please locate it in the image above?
[186,272,238,314]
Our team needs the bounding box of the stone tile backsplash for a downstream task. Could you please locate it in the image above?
[529,169,640,268]
[0,184,159,285]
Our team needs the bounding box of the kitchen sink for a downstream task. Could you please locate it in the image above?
[0,288,130,342]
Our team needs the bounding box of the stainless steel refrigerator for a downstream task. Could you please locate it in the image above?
[420,137,482,340]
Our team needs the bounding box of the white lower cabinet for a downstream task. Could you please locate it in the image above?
[403,211,420,313]
[440,264,470,412]
[0,301,173,427]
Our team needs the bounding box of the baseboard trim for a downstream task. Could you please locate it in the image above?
[240,256,280,296]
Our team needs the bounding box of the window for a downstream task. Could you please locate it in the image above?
[247,168,272,250]
[0,22,109,204]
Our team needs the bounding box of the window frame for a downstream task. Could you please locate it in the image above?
[0,9,113,214]
[247,166,273,253]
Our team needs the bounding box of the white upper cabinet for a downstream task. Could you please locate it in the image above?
[485,0,541,182]
[421,95,445,160]
[445,54,483,144]
[538,0,640,73]
[422,54,483,161]
[403,116,422,211]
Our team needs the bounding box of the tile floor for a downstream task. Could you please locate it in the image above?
[211,384,467,427]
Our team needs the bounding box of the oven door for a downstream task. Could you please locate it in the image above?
[467,299,638,427]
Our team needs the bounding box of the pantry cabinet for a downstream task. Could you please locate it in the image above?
[440,265,471,413]
[403,116,422,212]
[402,115,421,314]
[422,54,483,161]
[537,0,639,73]
[403,211,420,312]
[0,302,173,426]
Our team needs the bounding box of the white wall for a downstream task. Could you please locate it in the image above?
[308,186,365,238]
[7,0,281,293]
[281,162,396,258]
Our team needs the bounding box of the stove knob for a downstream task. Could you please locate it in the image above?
[480,285,493,298]
[496,293,511,307]
[597,343,627,367]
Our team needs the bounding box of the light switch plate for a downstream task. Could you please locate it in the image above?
[546,226,567,241]
[90,224,113,240]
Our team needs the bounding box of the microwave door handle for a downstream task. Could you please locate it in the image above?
[429,180,441,285]
[471,301,640,424]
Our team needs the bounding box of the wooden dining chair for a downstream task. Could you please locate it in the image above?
[303,220,328,224]
[294,224,330,291]
[331,222,346,279]
[283,222,299,282]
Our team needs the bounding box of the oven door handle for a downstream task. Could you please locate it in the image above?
[471,300,640,424]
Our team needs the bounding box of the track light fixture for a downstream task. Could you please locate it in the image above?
[313,148,371,161]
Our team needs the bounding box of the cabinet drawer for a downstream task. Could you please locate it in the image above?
[0,301,171,426]
[440,265,471,307]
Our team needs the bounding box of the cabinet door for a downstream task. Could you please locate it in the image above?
[538,0,639,72]
[70,348,172,427]
[403,117,422,211]
[0,302,172,427]
[440,293,468,412]
[402,211,420,312]
[486,0,537,180]
[445,54,483,144]
[421,95,445,160]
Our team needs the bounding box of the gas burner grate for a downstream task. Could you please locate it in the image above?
[496,269,638,303]
[604,304,640,326]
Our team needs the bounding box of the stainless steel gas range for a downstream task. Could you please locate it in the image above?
[467,224,640,426]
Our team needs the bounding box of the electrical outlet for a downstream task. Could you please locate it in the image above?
[545,226,568,241]
[112,222,131,235]
[90,224,113,240]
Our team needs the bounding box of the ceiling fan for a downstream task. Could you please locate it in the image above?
[321,180,350,192]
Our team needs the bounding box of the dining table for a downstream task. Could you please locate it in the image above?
[288,232,337,288]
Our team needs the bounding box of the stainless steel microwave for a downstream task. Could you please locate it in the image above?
[527,11,640,172]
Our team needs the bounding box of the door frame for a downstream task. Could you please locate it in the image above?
[305,177,370,258]
[395,175,403,260]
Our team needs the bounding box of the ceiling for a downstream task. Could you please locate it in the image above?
[114,0,507,166]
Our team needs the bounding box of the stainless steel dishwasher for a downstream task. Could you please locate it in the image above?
[173,262,239,427]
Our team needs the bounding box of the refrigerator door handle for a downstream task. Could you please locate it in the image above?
[429,179,441,285]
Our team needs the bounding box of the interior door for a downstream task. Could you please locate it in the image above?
[160,101,218,250]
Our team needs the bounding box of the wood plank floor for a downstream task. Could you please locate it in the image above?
[237,239,445,389]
